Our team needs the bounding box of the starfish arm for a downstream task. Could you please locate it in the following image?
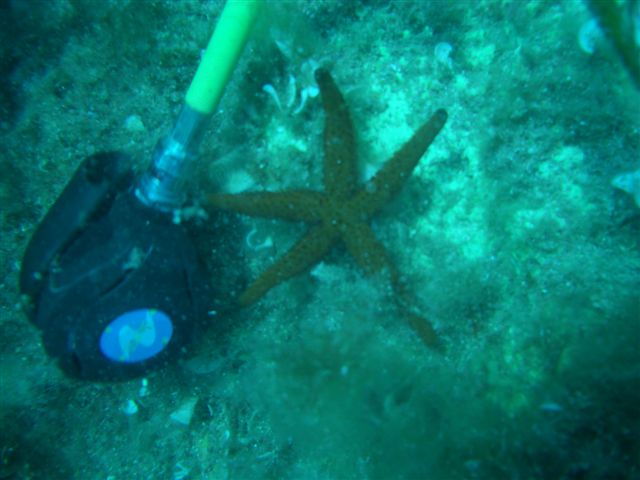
[342,221,440,347]
[315,68,358,200]
[404,312,440,348]
[238,225,336,306]
[342,221,396,277]
[354,108,448,218]
[207,190,325,222]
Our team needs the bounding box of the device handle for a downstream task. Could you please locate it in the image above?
[186,0,262,115]
[136,0,262,210]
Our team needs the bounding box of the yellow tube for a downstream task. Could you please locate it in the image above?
[185,0,262,115]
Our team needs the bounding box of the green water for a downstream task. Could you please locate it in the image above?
[1,1,638,478]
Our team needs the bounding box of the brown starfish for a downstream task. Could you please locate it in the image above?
[207,68,447,346]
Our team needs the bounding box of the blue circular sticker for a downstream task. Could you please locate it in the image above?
[100,309,173,363]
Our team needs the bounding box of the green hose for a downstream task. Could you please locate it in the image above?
[186,0,263,115]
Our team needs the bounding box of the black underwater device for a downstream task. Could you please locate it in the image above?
[18,0,261,382]
[19,152,211,381]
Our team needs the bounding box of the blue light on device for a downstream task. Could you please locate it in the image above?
[100,309,173,363]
